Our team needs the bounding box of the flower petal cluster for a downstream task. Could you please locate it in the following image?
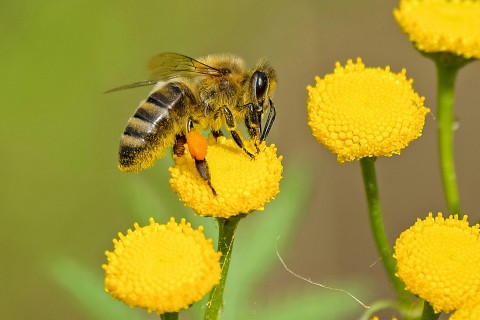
[307,58,429,162]
[103,217,221,314]
[170,136,282,218]
[394,0,480,59]
[394,213,480,313]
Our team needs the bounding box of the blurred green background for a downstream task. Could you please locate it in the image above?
[2,1,480,319]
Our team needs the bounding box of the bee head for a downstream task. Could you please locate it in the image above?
[250,61,277,112]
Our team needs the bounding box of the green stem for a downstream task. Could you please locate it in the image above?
[436,61,461,215]
[160,312,179,320]
[204,216,243,320]
[421,301,439,320]
[359,157,410,304]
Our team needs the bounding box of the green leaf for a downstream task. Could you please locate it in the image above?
[47,258,145,320]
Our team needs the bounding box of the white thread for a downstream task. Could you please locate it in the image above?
[276,236,370,309]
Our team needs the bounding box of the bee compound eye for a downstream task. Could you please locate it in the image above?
[253,71,268,100]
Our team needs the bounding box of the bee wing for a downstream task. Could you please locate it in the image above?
[148,53,222,79]
[105,53,222,93]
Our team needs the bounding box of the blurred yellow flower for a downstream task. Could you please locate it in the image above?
[170,136,282,218]
[307,58,429,162]
[394,213,480,313]
[103,217,221,314]
[394,0,480,59]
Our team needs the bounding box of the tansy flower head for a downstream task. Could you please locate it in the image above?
[307,58,429,162]
[169,136,282,218]
[394,0,480,59]
[103,217,221,314]
[394,213,480,313]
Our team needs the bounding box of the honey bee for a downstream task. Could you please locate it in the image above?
[107,53,277,194]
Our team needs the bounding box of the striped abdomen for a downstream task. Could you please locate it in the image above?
[119,82,191,172]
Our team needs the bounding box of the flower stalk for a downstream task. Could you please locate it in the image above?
[359,157,410,304]
[161,312,179,320]
[434,54,467,216]
[421,301,439,320]
[204,215,243,320]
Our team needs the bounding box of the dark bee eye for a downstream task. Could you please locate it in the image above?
[253,71,268,100]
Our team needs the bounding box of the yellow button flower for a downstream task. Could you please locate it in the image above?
[394,213,480,313]
[170,136,282,218]
[394,0,480,59]
[103,217,221,314]
[307,58,429,162]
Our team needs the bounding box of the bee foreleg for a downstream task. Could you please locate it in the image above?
[245,103,262,153]
[222,106,255,159]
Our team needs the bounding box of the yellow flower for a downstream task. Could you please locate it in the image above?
[103,217,221,314]
[394,213,480,313]
[394,0,480,59]
[307,58,429,162]
[170,136,282,218]
[451,296,480,320]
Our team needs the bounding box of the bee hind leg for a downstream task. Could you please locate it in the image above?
[194,159,216,196]
[186,118,217,195]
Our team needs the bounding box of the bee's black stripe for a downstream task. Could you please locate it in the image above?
[133,109,155,124]
[123,126,145,139]
[147,92,172,109]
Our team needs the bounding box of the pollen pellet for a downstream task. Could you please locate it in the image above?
[186,131,208,161]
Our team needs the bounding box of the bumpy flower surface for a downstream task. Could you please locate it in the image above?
[394,0,480,59]
[307,58,429,162]
[394,213,480,313]
[451,296,480,320]
[103,217,221,314]
[170,136,282,218]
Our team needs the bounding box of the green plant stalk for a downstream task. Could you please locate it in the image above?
[436,61,461,215]
[421,301,439,320]
[161,312,179,320]
[360,157,410,304]
[204,216,243,320]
